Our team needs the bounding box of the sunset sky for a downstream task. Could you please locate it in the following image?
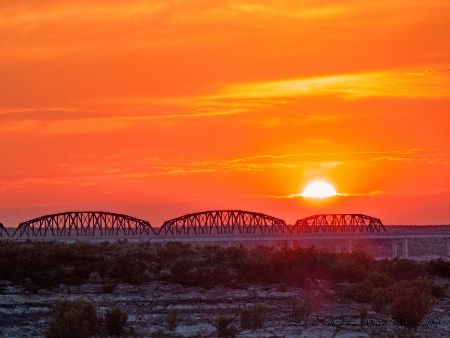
[1,0,450,227]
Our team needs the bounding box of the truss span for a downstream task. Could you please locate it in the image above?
[291,214,385,233]
[12,211,156,238]
[159,210,287,235]
[0,223,9,238]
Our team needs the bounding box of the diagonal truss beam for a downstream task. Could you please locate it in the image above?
[0,223,9,238]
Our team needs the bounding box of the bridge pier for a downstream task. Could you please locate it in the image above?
[334,240,352,253]
[334,241,352,254]
[392,240,398,257]
[404,238,409,258]
[392,239,408,258]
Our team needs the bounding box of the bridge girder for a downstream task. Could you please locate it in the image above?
[159,210,288,235]
[0,223,9,238]
[11,211,156,238]
[291,214,385,233]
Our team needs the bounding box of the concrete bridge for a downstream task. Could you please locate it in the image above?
[11,232,450,258]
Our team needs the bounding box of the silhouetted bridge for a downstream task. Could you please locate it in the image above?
[2,210,450,258]
[159,210,288,235]
[10,211,154,238]
[1,210,387,239]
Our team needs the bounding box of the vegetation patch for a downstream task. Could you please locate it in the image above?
[1,241,449,329]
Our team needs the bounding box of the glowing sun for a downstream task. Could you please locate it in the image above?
[303,181,337,198]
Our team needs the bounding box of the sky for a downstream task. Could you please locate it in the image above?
[1,0,450,227]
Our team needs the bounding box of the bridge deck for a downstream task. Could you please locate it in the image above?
[11,232,450,242]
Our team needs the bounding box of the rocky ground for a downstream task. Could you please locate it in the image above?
[1,277,450,338]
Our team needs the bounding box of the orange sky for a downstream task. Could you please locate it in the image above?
[1,0,450,226]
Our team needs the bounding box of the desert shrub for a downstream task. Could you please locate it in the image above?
[215,316,237,338]
[370,287,391,313]
[382,258,427,280]
[390,276,433,297]
[391,286,432,328]
[427,258,450,278]
[359,306,368,327]
[23,278,40,294]
[88,271,102,284]
[101,282,116,294]
[329,257,368,283]
[367,271,392,288]
[240,303,266,329]
[141,269,153,282]
[431,284,446,298]
[292,296,313,328]
[166,309,178,332]
[150,330,172,338]
[277,283,287,292]
[353,279,374,303]
[105,306,128,336]
[46,299,98,338]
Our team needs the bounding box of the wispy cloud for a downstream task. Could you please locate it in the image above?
[211,70,450,100]
[286,190,385,198]
[406,68,450,76]
[0,108,245,134]
[119,148,450,177]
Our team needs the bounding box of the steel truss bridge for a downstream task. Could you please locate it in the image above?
[3,211,450,258]
[0,210,387,240]
[160,210,287,235]
[291,214,385,233]
[9,211,155,238]
[0,210,386,239]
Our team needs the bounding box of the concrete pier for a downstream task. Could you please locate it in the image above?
[392,240,398,257]
[392,239,409,258]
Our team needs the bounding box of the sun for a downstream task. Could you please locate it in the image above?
[303,181,337,198]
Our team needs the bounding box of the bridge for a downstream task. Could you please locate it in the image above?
[0,223,9,238]
[10,211,155,238]
[290,214,386,233]
[0,211,396,239]
[1,210,450,258]
[2,211,385,239]
[159,210,287,235]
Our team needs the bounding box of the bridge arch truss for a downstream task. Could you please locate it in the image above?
[159,210,287,235]
[11,211,156,238]
[291,214,385,233]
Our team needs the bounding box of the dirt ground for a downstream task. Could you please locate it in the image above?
[1,277,450,338]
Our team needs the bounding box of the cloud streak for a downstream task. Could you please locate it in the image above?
[211,70,450,100]
[0,108,245,134]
